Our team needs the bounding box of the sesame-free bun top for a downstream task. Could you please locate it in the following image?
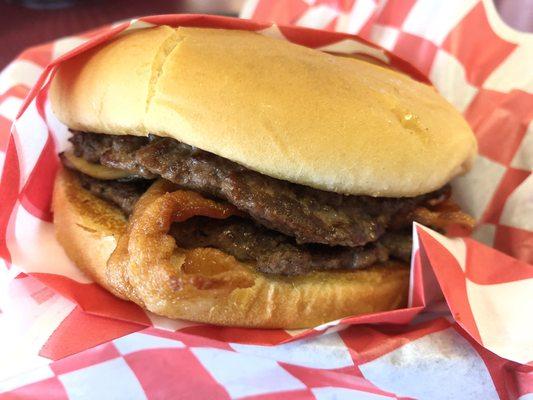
[50,26,477,197]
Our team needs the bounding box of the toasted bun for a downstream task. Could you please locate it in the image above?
[50,26,476,197]
[53,168,409,329]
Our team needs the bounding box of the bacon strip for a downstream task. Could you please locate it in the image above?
[106,180,254,308]
[411,199,475,235]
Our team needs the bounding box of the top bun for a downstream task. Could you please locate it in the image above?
[50,26,477,197]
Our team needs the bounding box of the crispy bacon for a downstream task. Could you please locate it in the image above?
[106,179,255,316]
[412,199,475,235]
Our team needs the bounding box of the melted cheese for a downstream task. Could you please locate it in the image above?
[64,151,131,180]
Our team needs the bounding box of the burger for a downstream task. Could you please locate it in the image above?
[50,26,477,328]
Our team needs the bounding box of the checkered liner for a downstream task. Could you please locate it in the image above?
[2,322,531,399]
[0,3,531,399]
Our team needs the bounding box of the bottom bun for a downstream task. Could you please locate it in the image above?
[53,168,409,329]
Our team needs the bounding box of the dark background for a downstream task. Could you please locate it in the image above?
[0,0,244,68]
[0,0,531,69]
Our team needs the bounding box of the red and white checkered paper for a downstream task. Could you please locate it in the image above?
[0,4,531,399]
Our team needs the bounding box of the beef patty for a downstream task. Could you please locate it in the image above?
[73,170,151,215]
[170,217,412,275]
[63,131,451,275]
[70,132,448,247]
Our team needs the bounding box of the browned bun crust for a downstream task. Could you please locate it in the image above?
[53,168,409,329]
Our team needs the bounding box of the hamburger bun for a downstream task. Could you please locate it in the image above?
[50,26,477,197]
[53,168,410,329]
